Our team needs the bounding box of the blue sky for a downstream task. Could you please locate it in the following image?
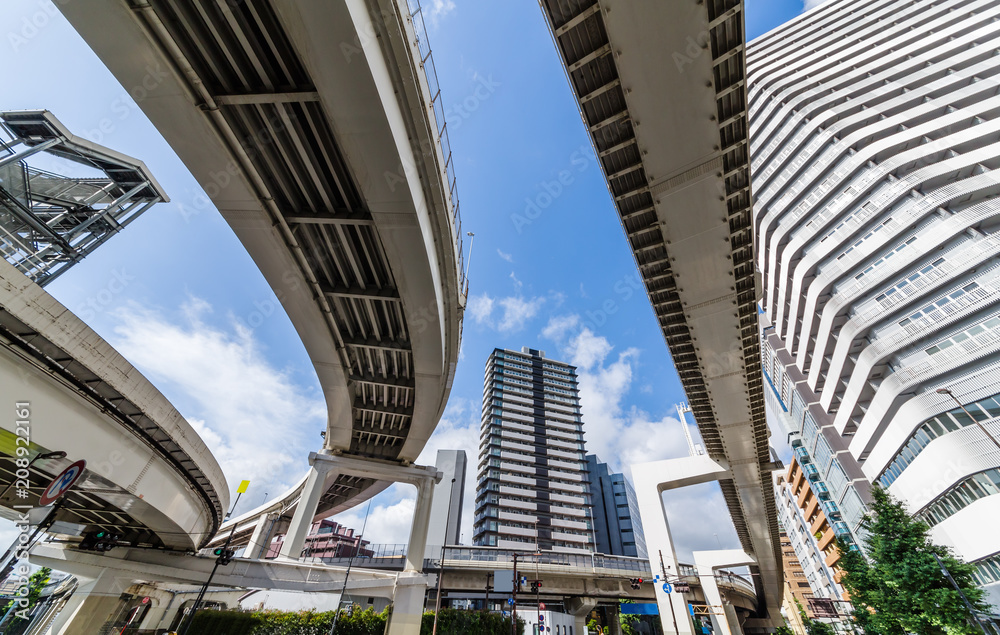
[1,0,817,559]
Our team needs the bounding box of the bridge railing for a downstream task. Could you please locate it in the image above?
[404,0,466,295]
[437,546,653,577]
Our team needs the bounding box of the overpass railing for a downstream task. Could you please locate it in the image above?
[404,0,466,294]
[438,546,653,577]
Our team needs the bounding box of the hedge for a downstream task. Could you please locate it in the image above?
[188,608,264,634]
[419,609,524,635]
[186,606,387,635]
[185,606,520,635]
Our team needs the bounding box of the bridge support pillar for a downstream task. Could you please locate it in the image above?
[693,550,756,635]
[405,477,435,572]
[387,572,431,635]
[247,511,276,559]
[631,455,733,635]
[279,453,341,559]
[47,567,132,635]
[565,597,598,635]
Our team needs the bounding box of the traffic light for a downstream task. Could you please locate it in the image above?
[213,546,236,565]
[629,578,643,590]
[530,580,542,592]
[78,530,119,552]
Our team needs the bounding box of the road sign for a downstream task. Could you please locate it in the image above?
[507,598,514,606]
[539,603,546,610]
[662,582,673,594]
[39,460,85,506]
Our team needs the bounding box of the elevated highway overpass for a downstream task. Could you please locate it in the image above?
[56,0,466,568]
[44,0,466,631]
[0,250,226,553]
[537,1,782,633]
[29,541,761,634]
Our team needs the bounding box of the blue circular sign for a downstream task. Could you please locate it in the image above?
[663,582,673,594]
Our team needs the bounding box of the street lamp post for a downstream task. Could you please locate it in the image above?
[658,550,682,635]
[432,477,457,635]
[936,388,1000,451]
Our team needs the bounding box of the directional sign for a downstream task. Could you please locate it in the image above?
[39,460,85,506]
[662,582,673,594]
[508,598,514,606]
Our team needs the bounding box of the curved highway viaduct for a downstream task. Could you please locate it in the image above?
[37,0,467,632]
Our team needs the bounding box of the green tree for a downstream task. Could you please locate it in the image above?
[618,598,640,635]
[837,487,992,635]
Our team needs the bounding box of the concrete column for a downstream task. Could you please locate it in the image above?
[692,550,756,635]
[386,572,430,635]
[279,454,339,560]
[405,478,435,572]
[246,512,276,559]
[48,569,130,635]
[607,603,622,635]
[565,596,598,635]
[631,455,731,635]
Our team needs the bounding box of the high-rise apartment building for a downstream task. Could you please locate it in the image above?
[473,347,594,553]
[774,472,845,603]
[778,526,818,635]
[586,454,648,559]
[750,0,1000,607]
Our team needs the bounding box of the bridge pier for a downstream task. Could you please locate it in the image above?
[693,550,757,635]
[565,597,598,635]
[274,452,441,634]
[632,455,733,635]
[279,454,341,559]
[47,567,133,635]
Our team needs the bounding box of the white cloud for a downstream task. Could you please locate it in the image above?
[468,293,495,325]
[803,0,832,11]
[497,296,543,332]
[427,0,456,26]
[540,314,580,342]
[539,318,741,562]
[468,293,545,333]
[110,298,324,517]
[497,249,513,263]
[332,493,416,546]
[509,271,523,292]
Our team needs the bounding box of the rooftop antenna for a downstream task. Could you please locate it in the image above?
[676,402,697,457]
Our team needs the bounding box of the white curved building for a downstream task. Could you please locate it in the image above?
[749,0,1000,609]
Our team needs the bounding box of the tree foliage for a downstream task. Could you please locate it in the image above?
[188,605,389,635]
[619,598,640,635]
[837,487,992,635]
[419,608,524,635]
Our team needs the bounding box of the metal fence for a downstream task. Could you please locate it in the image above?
[403,0,466,294]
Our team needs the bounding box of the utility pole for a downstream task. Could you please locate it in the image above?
[511,552,518,635]
[659,550,681,635]
[484,572,493,611]
[179,481,248,635]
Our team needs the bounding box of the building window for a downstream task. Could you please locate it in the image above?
[925,315,1000,356]
[878,391,1000,487]
[918,468,1000,527]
